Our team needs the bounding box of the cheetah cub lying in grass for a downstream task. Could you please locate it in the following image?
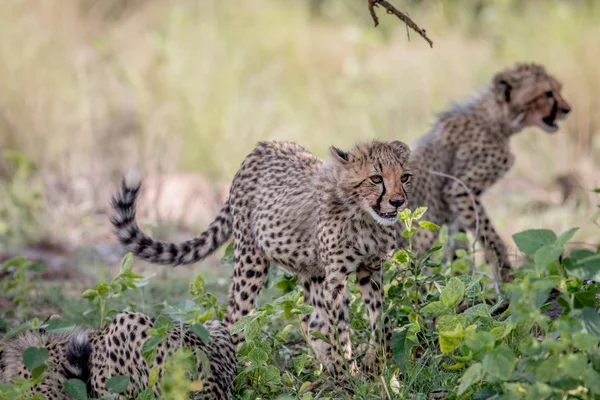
[401,63,571,282]
[0,312,236,400]
[111,140,413,377]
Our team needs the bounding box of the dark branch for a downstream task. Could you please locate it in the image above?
[367,0,433,48]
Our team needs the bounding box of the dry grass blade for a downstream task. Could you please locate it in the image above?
[367,0,433,47]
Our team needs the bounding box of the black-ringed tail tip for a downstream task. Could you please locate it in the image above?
[110,168,233,266]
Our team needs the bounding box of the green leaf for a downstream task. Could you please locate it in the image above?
[512,229,557,255]
[439,335,462,354]
[482,345,516,381]
[533,244,564,269]
[5,322,32,338]
[245,319,261,342]
[263,365,281,385]
[397,208,411,222]
[401,227,417,238]
[555,227,579,246]
[309,330,332,345]
[564,253,600,281]
[106,375,130,394]
[41,319,76,334]
[561,353,588,379]
[148,365,160,388]
[64,379,88,400]
[248,347,269,365]
[221,243,234,265]
[81,289,98,301]
[119,253,134,274]
[418,221,440,231]
[420,301,450,317]
[412,207,427,220]
[96,283,112,299]
[31,363,48,379]
[440,277,465,309]
[458,362,483,396]
[583,369,600,394]
[579,307,600,339]
[390,330,414,372]
[393,249,409,264]
[464,331,495,352]
[572,332,598,350]
[22,347,49,371]
[189,324,211,343]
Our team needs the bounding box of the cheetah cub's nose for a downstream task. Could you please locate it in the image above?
[389,198,405,208]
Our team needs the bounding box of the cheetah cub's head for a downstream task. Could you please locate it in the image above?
[493,63,571,133]
[329,140,412,226]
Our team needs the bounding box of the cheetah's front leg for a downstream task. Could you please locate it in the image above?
[323,266,357,378]
[356,268,391,374]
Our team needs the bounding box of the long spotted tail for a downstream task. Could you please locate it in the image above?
[110,170,232,265]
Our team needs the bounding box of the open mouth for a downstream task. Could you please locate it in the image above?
[377,210,398,220]
[541,100,559,131]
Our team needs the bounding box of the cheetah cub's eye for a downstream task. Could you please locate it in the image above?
[369,175,383,184]
[545,91,554,98]
[400,174,411,183]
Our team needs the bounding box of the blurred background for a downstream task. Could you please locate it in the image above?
[0,0,598,280]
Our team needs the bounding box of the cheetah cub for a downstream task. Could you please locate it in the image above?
[401,63,571,282]
[111,140,412,377]
[0,312,236,399]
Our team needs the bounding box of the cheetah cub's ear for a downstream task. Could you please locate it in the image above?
[329,146,351,164]
[389,140,411,157]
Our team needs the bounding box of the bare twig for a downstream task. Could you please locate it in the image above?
[367,0,433,48]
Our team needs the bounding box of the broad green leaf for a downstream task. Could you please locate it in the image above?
[5,322,32,338]
[464,331,495,352]
[148,365,160,388]
[564,253,600,281]
[420,301,450,317]
[263,365,281,385]
[22,347,49,371]
[64,379,88,400]
[293,354,311,375]
[309,330,332,345]
[189,324,211,343]
[245,319,261,342]
[106,375,130,394]
[401,227,417,238]
[512,229,557,255]
[440,277,465,309]
[96,284,112,299]
[437,314,465,334]
[41,319,76,334]
[31,363,47,379]
[248,347,269,365]
[555,227,579,246]
[452,232,470,244]
[482,345,516,381]
[533,359,562,382]
[397,209,411,222]
[579,307,600,339]
[393,249,409,264]
[390,330,414,372]
[81,289,98,301]
[458,362,483,396]
[583,369,600,394]
[572,332,598,350]
[439,335,462,354]
[412,207,428,220]
[534,244,564,269]
[119,253,134,273]
[561,353,587,379]
[221,243,234,265]
[418,221,440,231]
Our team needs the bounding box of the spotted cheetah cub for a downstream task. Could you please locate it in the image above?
[400,63,571,282]
[0,312,236,400]
[111,140,412,376]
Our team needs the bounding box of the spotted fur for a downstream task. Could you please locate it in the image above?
[111,140,413,376]
[0,312,236,400]
[399,63,571,282]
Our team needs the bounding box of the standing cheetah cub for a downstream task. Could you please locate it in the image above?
[400,63,571,281]
[111,140,412,376]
